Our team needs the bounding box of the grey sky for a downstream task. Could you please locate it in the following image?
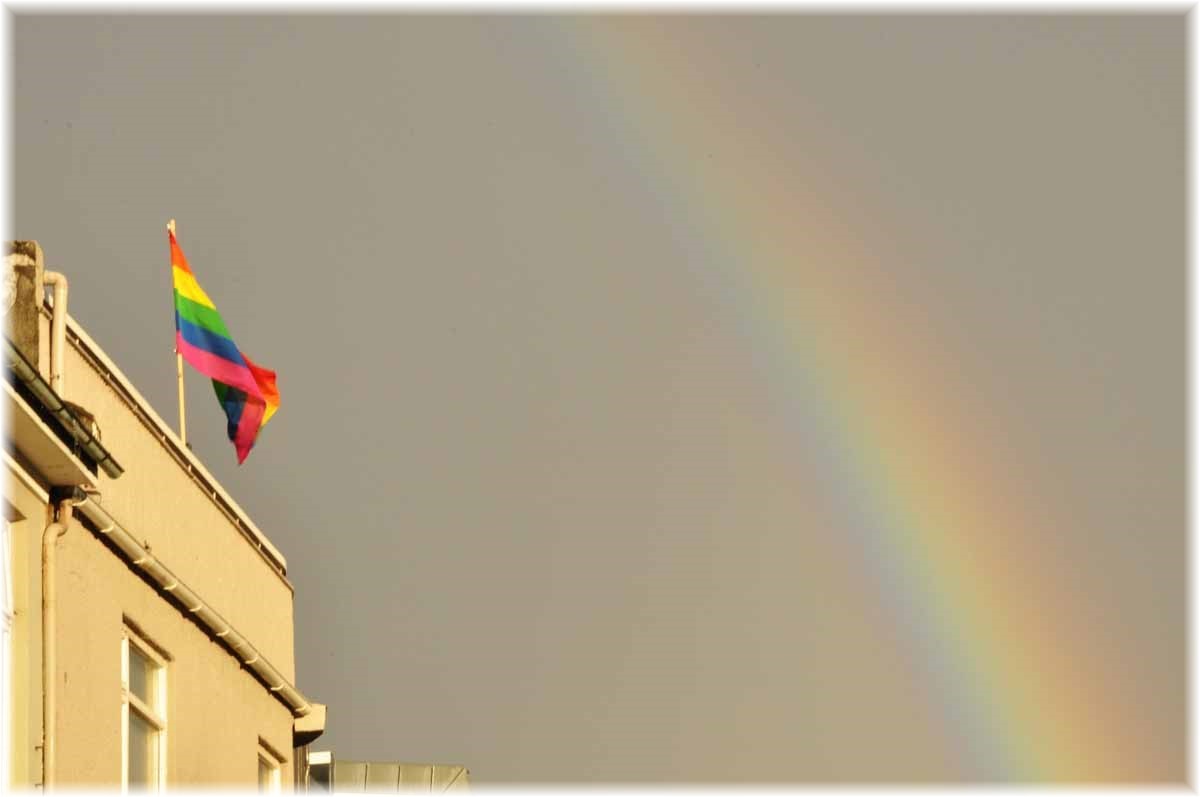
[13,14,1186,783]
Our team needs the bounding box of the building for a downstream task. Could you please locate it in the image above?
[306,752,469,793]
[3,240,325,790]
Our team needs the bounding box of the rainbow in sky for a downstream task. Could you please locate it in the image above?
[538,18,1170,781]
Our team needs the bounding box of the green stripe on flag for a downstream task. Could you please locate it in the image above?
[174,291,232,338]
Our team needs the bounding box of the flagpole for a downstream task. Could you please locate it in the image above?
[169,218,187,445]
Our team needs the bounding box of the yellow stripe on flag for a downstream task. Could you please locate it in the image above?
[172,266,217,309]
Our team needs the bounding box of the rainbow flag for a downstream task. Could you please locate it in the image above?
[170,229,279,463]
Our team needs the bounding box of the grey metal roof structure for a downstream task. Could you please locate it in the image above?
[308,754,469,793]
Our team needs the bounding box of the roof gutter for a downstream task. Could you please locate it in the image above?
[61,487,311,717]
[5,339,123,479]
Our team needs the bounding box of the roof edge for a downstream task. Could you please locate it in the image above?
[69,488,311,717]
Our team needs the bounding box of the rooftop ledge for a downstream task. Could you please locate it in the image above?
[58,308,291,588]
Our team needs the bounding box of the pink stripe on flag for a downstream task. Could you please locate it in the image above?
[177,332,264,398]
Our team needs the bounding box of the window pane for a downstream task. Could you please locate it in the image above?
[128,646,157,707]
[128,711,158,788]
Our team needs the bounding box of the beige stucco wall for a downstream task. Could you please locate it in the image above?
[54,521,294,787]
[41,310,296,682]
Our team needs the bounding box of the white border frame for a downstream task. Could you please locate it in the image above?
[1187,3,1198,793]
[0,520,12,793]
[1,0,1191,9]
[0,4,1191,794]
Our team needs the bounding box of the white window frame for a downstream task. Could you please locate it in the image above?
[121,627,167,793]
[257,742,282,794]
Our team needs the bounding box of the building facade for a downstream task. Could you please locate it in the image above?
[3,240,324,790]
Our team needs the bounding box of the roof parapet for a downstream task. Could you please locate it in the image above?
[60,312,291,584]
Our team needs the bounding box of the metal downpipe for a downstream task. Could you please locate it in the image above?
[41,497,76,791]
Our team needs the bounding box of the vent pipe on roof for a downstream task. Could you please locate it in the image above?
[42,271,67,396]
